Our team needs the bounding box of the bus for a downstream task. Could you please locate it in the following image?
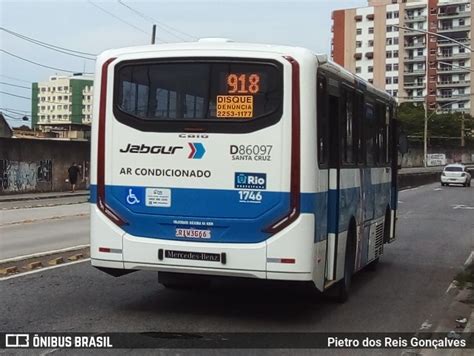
[90,39,399,302]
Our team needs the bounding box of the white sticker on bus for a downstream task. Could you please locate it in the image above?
[145,188,171,207]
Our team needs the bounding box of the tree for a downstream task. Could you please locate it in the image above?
[15,125,31,131]
[397,102,474,143]
[397,102,424,137]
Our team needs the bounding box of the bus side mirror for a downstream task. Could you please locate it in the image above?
[398,132,408,155]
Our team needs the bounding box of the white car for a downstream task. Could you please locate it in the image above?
[441,164,471,187]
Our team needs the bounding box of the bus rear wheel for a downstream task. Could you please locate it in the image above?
[335,229,356,303]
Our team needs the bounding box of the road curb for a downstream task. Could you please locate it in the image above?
[0,247,90,279]
[0,244,90,264]
[0,266,18,276]
[416,253,474,356]
[0,192,89,203]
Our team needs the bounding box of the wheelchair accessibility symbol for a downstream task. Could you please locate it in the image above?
[126,189,140,205]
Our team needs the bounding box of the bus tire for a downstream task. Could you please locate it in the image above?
[383,208,391,244]
[335,226,356,303]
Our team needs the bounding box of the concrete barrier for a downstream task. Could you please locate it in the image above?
[398,167,474,190]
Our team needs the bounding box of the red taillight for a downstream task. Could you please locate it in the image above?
[280,258,296,264]
[97,57,126,226]
[99,247,111,253]
[263,56,301,234]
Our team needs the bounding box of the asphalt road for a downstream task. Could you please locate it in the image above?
[0,215,89,260]
[0,203,89,260]
[0,183,473,353]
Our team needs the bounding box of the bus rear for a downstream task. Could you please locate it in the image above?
[90,43,316,283]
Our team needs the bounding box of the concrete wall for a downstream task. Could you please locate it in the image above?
[400,146,474,167]
[0,138,90,194]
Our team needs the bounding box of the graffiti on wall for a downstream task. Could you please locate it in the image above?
[38,160,52,182]
[0,159,52,193]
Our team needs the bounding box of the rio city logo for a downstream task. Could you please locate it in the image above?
[234,172,267,190]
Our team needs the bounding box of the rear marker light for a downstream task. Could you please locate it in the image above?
[267,258,296,264]
[98,247,122,254]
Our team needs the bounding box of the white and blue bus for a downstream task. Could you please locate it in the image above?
[90,39,399,301]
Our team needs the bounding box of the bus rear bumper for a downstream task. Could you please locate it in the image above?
[91,257,313,281]
[91,208,317,282]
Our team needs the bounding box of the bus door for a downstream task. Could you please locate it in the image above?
[324,76,341,281]
[362,102,376,222]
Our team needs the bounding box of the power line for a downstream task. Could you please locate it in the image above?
[0,27,96,60]
[87,0,150,37]
[0,49,93,74]
[117,0,193,42]
[2,112,29,121]
[0,91,89,107]
[0,74,31,84]
[0,107,31,115]
[0,90,30,100]
[0,81,30,90]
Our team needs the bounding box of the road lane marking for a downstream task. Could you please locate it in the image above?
[465,251,474,266]
[0,244,90,264]
[0,259,90,281]
[451,204,474,210]
[399,187,419,193]
[419,320,432,330]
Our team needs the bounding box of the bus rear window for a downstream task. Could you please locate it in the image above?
[114,59,283,132]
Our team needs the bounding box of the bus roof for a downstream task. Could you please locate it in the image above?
[99,39,394,104]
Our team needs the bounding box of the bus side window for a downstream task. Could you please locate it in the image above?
[317,76,328,166]
[341,87,354,165]
[387,104,393,164]
[354,92,364,164]
[375,102,386,165]
[328,94,340,168]
[385,105,391,164]
[365,103,375,165]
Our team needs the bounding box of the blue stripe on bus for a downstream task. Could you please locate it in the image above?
[90,182,391,243]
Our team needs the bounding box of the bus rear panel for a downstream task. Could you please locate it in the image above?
[90,42,397,295]
[90,44,317,284]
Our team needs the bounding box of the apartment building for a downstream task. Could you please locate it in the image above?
[31,74,94,138]
[332,0,473,116]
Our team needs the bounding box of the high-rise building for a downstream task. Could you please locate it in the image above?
[31,74,94,138]
[331,0,473,115]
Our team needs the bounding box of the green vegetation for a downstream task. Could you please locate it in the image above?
[397,103,474,144]
[454,262,474,289]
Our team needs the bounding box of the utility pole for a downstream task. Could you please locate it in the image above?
[423,32,429,167]
[461,112,465,147]
[151,24,156,44]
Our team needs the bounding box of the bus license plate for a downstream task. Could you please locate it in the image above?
[176,228,211,239]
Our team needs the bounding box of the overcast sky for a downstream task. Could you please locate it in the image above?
[0,0,367,127]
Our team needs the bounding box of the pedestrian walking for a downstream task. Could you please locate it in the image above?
[67,162,81,193]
